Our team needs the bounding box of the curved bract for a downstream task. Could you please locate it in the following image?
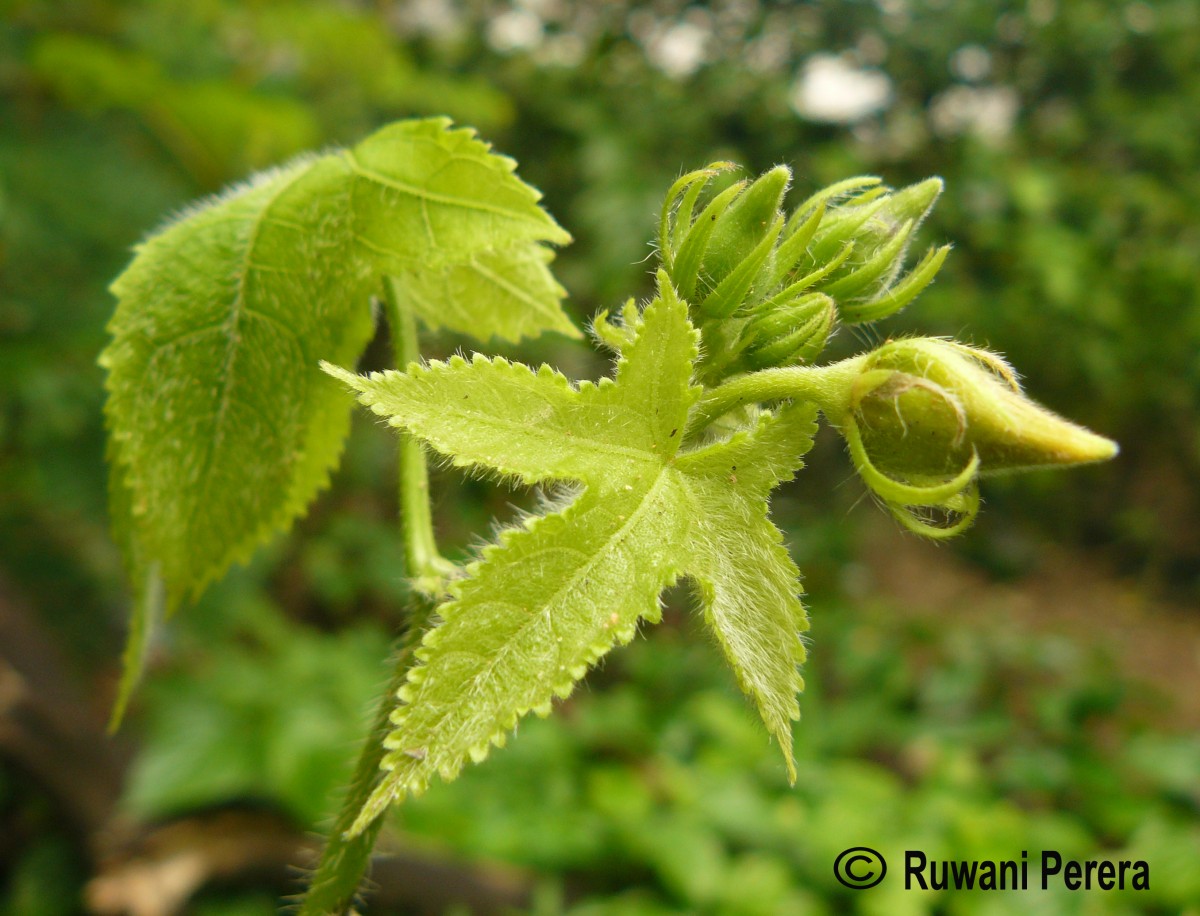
[657,164,951,383]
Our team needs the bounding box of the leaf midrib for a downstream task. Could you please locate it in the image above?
[186,164,314,550]
[466,252,563,325]
[421,402,664,470]
[396,467,680,766]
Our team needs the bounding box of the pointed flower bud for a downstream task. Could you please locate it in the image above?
[702,165,790,290]
[662,170,950,330]
[797,177,949,324]
[660,163,790,318]
[741,292,835,370]
[826,338,1118,537]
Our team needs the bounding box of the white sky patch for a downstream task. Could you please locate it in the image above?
[790,54,893,124]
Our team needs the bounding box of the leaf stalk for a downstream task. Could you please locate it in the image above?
[382,276,456,592]
[296,596,436,915]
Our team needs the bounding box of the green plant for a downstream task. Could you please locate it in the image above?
[101,119,1116,912]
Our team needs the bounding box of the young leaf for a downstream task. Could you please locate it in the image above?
[102,118,572,617]
[326,277,817,832]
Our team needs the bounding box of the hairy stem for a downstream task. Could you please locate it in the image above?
[297,597,436,915]
[298,278,450,913]
[686,354,867,437]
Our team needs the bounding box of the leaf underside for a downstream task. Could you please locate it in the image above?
[102,118,573,722]
[329,283,817,832]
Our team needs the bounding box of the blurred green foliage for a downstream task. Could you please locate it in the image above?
[2,0,1198,912]
[104,578,1200,914]
[0,768,82,916]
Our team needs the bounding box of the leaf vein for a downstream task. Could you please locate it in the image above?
[343,151,549,226]
[421,407,659,468]
[401,470,675,753]
[188,165,310,536]
[467,255,561,322]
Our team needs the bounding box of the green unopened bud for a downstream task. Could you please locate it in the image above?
[878,177,943,232]
[670,179,746,302]
[661,165,794,316]
[813,178,940,266]
[657,168,960,385]
[856,338,1117,475]
[698,215,783,318]
[742,292,835,370]
[702,165,790,287]
[828,338,1117,537]
[793,177,947,324]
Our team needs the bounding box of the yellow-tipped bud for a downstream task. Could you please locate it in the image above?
[854,339,1118,477]
[817,338,1117,538]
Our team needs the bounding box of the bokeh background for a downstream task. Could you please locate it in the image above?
[2,1,1198,913]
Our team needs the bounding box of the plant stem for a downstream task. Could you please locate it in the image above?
[382,276,455,588]
[297,279,449,914]
[297,598,435,915]
[685,354,867,437]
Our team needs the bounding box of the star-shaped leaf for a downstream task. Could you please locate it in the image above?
[327,277,817,831]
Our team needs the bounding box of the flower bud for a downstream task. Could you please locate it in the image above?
[702,165,790,288]
[658,168,957,384]
[661,164,791,318]
[741,292,835,370]
[795,177,949,324]
[855,339,1118,476]
[828,338,1118,537]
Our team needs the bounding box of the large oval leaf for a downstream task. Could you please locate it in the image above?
[102,119,573,719]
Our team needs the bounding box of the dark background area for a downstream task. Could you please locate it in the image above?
[2,1,1198,913]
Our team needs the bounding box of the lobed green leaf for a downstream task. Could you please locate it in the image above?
[103,119,573,707]
[676,403,818,780]
[331,281,819,829]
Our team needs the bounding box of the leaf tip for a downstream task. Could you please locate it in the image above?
[783,750,798,785]
[319,361,362,389]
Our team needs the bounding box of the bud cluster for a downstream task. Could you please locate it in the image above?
[610,165,1118,543]
[650,164,951,382]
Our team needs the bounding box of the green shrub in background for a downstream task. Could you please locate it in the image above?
[99,570,1200,914]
